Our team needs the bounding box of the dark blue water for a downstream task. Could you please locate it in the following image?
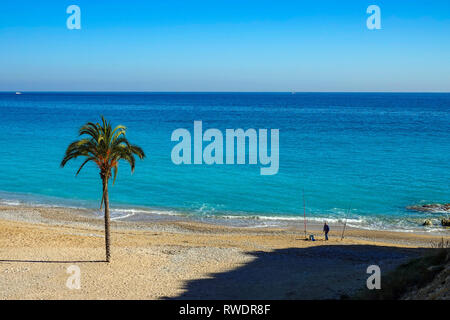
[0,92,449,232]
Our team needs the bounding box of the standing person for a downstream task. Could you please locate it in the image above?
[323,222,330,241]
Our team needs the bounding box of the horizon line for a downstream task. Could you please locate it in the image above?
[2,91,450,94]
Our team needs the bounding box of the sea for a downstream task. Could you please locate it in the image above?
[0,92,449,233]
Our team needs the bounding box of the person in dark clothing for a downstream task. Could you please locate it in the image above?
[323,222,330,240]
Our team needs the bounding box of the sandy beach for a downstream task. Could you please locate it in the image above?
[0,204,447,300]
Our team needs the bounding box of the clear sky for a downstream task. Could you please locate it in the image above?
[1,0,449,92]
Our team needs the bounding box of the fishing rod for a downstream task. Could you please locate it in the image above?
[341,205,351,240]
[303,189,307,239]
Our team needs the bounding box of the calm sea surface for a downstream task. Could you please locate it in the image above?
[0,92,449,232]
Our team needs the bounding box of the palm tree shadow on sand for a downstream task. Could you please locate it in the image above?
[0,259,106,263]
[166,245,429,300]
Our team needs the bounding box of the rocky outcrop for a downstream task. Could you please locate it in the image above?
[402,260,449,300]
[422,219,433,226]
[407,203,450,213]
[442,219,450,227]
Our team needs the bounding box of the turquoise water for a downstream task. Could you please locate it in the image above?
[0,92,449,232]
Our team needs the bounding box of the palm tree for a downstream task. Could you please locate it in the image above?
[61,116,145,262]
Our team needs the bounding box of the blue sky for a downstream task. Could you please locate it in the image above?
[1,0,449,92]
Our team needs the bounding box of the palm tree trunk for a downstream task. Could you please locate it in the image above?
[102,177,111,262]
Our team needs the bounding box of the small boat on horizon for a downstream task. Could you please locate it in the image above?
[15,92,22,95]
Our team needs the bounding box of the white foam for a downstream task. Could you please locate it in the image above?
[109,207,184,220]
[0,200,21,206]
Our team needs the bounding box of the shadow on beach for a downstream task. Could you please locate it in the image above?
[166,245,429,300]
[0,259,106,263]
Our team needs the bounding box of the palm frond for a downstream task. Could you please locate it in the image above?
[61,116,145,182]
